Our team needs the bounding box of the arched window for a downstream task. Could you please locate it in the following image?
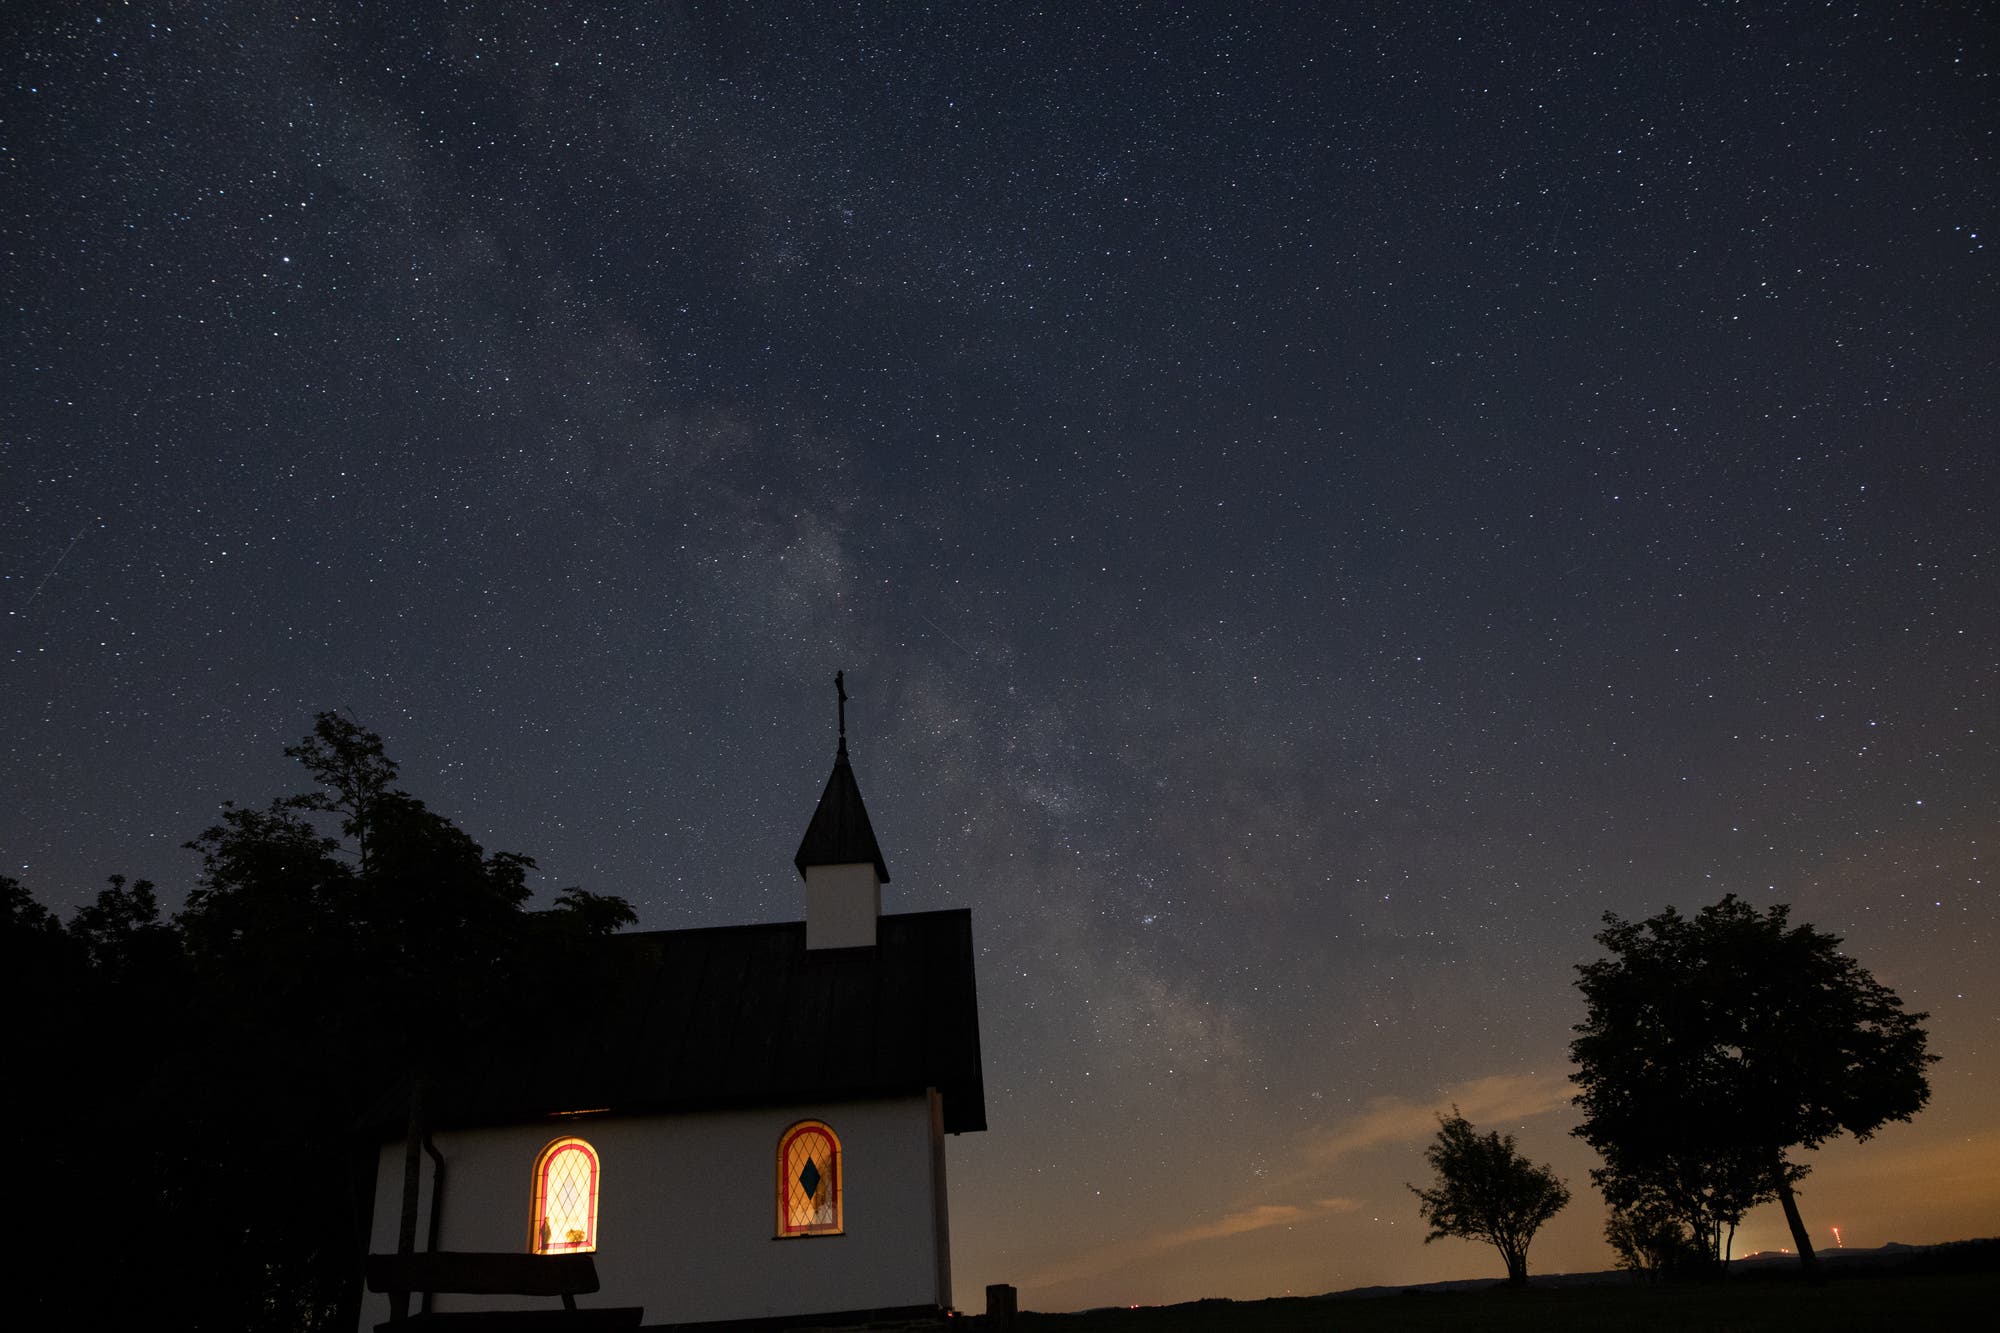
[530,1137,600,1254]
[776,1120,842,1236]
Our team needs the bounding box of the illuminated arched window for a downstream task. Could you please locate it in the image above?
[776,1120,842,1236]
[531,1137,600,1254]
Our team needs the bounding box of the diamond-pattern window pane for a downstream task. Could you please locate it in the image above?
[538,1141,597,1252]
[780,1124,839,1233]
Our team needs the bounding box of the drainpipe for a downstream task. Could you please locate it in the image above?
[421,1132,447,1315]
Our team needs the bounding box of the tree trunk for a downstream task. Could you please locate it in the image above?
[1772,1155,1822,1286]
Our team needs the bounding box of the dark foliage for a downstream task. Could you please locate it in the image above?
[1604,1199,1711,1282]
[1409,1108,1571,1286]
[1588,1136,1779,1275]
[0,714,634,1332]
[1571,895,1935,1280]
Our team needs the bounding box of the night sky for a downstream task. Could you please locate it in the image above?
[5,2,1995,1309]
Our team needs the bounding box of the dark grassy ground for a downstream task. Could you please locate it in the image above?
[988,1270,2000,1332]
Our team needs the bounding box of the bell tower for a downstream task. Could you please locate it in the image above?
[794,671,890,949]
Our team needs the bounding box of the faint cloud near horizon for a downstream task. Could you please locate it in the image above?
[1022,1070,1574,1296]
[1304,1070,1576,1168]
[1021,1197,1362,1294]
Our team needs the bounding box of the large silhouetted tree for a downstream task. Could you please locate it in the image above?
[1572,895,1935,1281]
[3,715,635,1332]
[1409,1108,1572,1286]
[2,873,191,1325]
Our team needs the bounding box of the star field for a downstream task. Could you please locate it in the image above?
[4,2,1995,1308]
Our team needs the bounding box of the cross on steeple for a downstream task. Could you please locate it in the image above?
[835,669,848,757]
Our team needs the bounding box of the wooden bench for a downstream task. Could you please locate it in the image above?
[366,1251,643,1331]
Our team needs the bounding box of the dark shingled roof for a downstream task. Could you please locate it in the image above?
[793,749,891,883]
[401,909,985,1135]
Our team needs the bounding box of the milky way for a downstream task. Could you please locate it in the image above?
[4,4,1994,1306]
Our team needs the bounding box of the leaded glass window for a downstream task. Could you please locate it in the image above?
[776,1121,842,1236]
[531,1137,600,1253]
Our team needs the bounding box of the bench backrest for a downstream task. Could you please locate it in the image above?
[365,1251,601,1298]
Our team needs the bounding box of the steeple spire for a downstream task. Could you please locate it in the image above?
[795,671,890,885]
[795,672,889,949]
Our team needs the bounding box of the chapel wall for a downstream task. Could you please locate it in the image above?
[357,1094,944,1328]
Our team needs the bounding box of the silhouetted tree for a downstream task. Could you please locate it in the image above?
[1572,895,1935,1282]
[2,873,192,1326]
[0,871,77,987]
[1605,1198,1710,1282]
[178,712,636,1325]
[1588,1135,1777,1273]
[1409,1108,1572,1286]
[0,876,87,1308]
[3,714,635,1332]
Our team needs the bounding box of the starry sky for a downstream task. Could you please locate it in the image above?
[4,1,1995,1310]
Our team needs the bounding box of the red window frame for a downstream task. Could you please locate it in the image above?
[530,1137,600,1254]
[776,1120,843,1236]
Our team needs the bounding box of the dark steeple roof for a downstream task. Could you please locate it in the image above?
[793,745,891,883]
[794,670,890,882]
